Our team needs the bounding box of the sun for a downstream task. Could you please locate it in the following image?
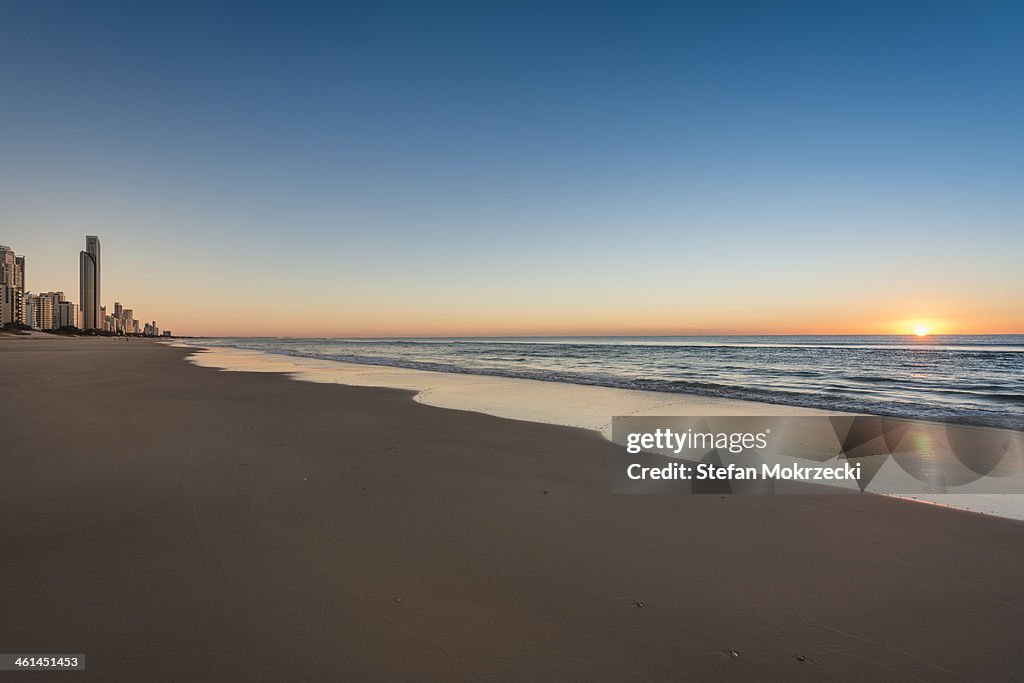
[901,319,943,336]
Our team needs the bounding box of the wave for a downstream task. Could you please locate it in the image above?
[185,338,1024,431]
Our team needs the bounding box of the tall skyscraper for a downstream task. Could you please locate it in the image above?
[15,256,25,291]
[0,245,26,325]
[1,246,18,288]
[79,235,101,330]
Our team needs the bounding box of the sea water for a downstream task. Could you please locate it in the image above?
[185,335,1023,430]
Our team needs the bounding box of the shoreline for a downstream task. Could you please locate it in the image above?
[2,337,1023,680]
[174,341,1024,522]
[170,342,842,436]
[169,334,1024,433]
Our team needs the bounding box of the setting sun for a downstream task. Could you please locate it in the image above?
[898,319,948,336]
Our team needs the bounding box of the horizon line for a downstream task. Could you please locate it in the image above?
[176,331,1024,339]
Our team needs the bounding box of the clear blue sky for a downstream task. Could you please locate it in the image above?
[1,1,1021,335]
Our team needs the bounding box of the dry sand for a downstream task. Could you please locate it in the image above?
[1,337,1022,681]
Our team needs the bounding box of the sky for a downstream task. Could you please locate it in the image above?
[1,0,1021,336]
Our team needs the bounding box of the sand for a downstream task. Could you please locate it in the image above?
[1,337,1023,681]
[177,344,843,436]
[181,343,1024,520]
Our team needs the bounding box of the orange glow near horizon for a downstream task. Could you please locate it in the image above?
[897,318,951,337]
[112,279,1024,337]
[144,289,1022,337]
[163,308,1020,338]
[9,235,1022,338]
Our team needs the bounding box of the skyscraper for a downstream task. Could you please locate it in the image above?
[0,284,18,326]
[15,256,25,291]
[56,300,80,329]
[0,245,26,325]
[79,235,101,330]
[1,247,18,288]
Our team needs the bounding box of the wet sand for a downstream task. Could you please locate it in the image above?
[1,337,1022,681]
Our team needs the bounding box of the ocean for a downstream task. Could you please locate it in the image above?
[188,335,1024,430]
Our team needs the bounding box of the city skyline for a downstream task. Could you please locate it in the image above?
[1,235,164,336]
[1,2,1022,337]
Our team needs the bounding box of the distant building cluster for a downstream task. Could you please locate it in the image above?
[0,236,169,336]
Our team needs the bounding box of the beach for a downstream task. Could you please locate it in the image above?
[2,337,1023,681]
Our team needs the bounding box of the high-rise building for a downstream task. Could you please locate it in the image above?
[1,246,18,287]
[0,245,26,326]
[26,291,66,330]
[1,284,19,326]
[79,235,101,330]
[99,305,115,332]
[56,300,80,329]
[48,293,61,327]
[25,296,36,329]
